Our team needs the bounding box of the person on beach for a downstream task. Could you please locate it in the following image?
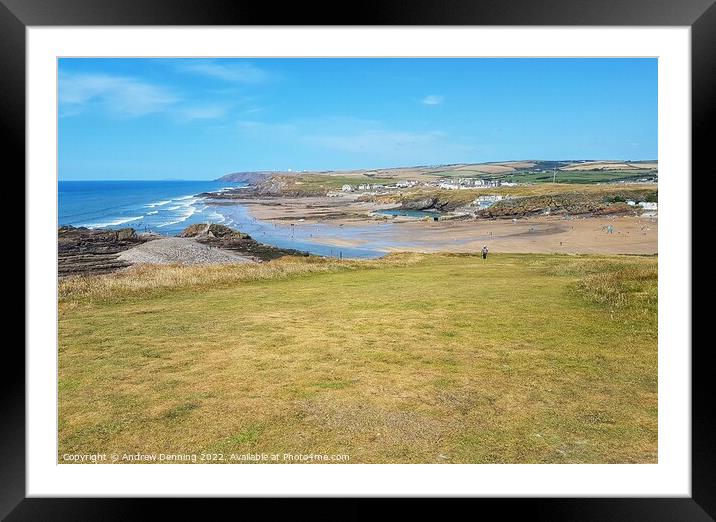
[481,245,489,259]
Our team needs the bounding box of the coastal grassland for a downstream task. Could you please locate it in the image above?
[58,253,657,463]
[508,170,657,184]
[267,173,396,196]
[374,183,658,200]
[294,173,395,189]
[424,168,655,184]
[58,255,421,304]
[491,182,658,198]
[362,183,658,211]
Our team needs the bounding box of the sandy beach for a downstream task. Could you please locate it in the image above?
[304,217,658,254]
[217,194,389,224]
[222,196,657,256]
[379,215,657,255]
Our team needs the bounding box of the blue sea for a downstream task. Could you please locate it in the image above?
[58,180,384,258]
[58,180,244,236]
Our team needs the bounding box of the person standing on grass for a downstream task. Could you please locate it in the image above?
[481,245,489,259]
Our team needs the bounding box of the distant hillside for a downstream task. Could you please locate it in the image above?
[216,160,657,184]
[215,171,273,183]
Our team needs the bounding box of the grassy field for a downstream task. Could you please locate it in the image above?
[361,183,657,212]
[58,253,657,464]
[273,174,396,195]
[438,169,656,183]
[510,170,657,184]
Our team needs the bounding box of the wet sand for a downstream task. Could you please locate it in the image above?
[255,209,656,255]
[209,196,657,256]
[227,195,396,224]
[380,215,657,255]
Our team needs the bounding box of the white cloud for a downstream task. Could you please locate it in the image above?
[421,94,444,105]
[59,73,178,117]
[59,72,236,122]
[176,60,271,84]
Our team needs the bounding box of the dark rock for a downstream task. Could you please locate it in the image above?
[401,197,438,211]
[179,223,307,261]
[475,193,641,219]
[177,223,207,237]
[58,226,152,277]
[116,228,137,240]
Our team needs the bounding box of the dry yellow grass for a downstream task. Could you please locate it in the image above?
[58,253,657,464]
[561,161,658,171]
[484,183,658,197]
[498,161,538,169]
[360,183,657,213]
[59,254,422,305]
[452,164,517,174]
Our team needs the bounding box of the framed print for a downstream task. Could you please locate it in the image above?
[6,0,711,519]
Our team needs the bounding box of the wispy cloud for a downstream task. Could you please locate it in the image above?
[421,94,444,105]
[59,73,179,117]
[59,72,237,122]
[176,60,271,84]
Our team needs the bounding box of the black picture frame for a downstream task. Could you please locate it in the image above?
[5,0,709,519]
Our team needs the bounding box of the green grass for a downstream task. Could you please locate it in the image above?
[434,168,656,184]
[58,253,657,463]
[286,174,395,194]
[362,184,657,212]
[507,169,657,184]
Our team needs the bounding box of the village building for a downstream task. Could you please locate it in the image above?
[638,202,658,210]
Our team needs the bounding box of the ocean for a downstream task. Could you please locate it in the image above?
[58,180,244,236]
[58,180,383,258]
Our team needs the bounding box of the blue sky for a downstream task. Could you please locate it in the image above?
[58,58,657,180]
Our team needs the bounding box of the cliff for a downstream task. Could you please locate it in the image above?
[214,171,272,184]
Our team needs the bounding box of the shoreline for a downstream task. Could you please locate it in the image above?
[210,196,658,256]
[58,223,309,277]
[58,186,658,277]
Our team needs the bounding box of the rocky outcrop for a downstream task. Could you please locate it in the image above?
[58,226,155,277]
[252,176,329,197]
[401,197,438,211]
[200,175,306,199]
[475,194,636,219]
[179,224,308,261]
[178,223,249,239]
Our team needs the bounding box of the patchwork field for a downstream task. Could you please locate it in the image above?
[58,253,657,464]
[561,161,658,171]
